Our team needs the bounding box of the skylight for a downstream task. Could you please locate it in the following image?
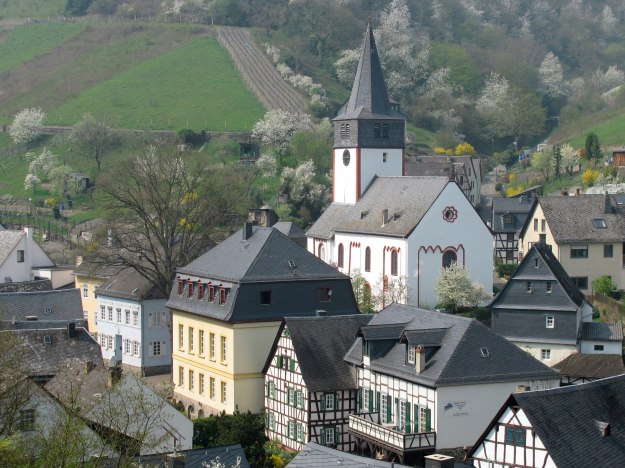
[480,347,490,358]
[593,218,607,228]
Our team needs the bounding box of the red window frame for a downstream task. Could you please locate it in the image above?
[390,250,398,276]
[187,281,194,298]
[219,286,227,305]
[177,279,184,296]
[208,284,215,303]
[197,283,204,301]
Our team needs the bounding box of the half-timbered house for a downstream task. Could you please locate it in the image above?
[469,375,625,467]
[344,304,559,465]
[263,314,372,452]
[491,195,534,264]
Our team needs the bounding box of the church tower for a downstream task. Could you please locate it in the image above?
[332,20,405,204]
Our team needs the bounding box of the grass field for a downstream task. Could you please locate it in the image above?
[566,111,625,148]
[0,0,66,19]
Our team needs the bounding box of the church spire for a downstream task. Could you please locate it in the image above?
[344,19,392,116]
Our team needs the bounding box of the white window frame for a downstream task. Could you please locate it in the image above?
[407,346,415,364]
[221,336,227,362]
[125,309,130,325]
[210,333,215,359]
[199,330,205,355]
[188,327,194,353]
[82,283,88,298]
[178,324,184,350]
[178,366,184,386]
[362,389,370,413]
[324,393,335,411]
[116,308,121,323]
[541,349,551,360]
[221,381,227,403]
[324,427,335,445]
[546,316,555,329]
[296,423,304,442]
[132,310,139,327]
[210,377,216,400]
[189,370,194,391]
[199,373,205,394]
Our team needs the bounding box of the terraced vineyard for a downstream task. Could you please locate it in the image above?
[217,26,308,114]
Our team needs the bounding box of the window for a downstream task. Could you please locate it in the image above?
[210,377,216,399]
[390,250,398,276]
[407,346,415,364]
[221,336,227,362]
[381,123,389,138]
[267,412,276,431]
[323,427,336,446]
[260,290,272,305]
[324,393,335,411]
[503,214,513,225]
[534,258,539,268]
[571,277,588,289]
[420,406,432,432]
[132,311,139,327]
[317,287,331,302]
[362,388,370,413]
[210,333,215,359]
[363,340,370,357]
[197,283,204,300]
[189,370,194,391]
[188,327,194,353]
[16,250,24,263]
[533,218,538,231]
[296,423,304,442]
[365,247,371,272]
[340,123,350,139]
[442,250,456,268]
[133,341,140,356]
[177,279,184,296]
[125,309,130,325]
[546,316,555,328]
[594,344,605,351]
[505,427,526,447]
[337,243,344,268]
[571,245,588,258]
[219,287,227,305]
[342,149,350,166]
[19,409,35,431]
[267,381,276,399]
[152,341,161,356]
[605,244,614,257]
[593,218,607,228]
[541,219,546,232]
[178,366,184,386]
[208,284,215,303]
[124,339,131,354]
[297,390,304,409]
[108,307,113,321]
[107,336,113,350]
[82,283,88,297]
[199,330,205,355]
[526,281,532,293]
[221,381,227,403]
[100,305,105,320]
[380,394,389,423]
[383,152,388,162]
[116,308,121,322]
[199,373,205,394]
[374,123,381,138]
[178,324,184,350]
[288,388,296,406]
[541,349,551,360]
[188,281,194,298]
[288,420,295,440]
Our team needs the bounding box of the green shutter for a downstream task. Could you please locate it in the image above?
[376,391,381,415]
[368,390,374,412]
[335,425,341,445]
[265,382,269,397]
[425,407,431,431]
[320,427,326,445]
[386,395,392,423]
[320,394,326,411]
[405,402,411,433]
[357,387,362,412]
[289,358,295,371]
[276,355,282,368]
[414,404,419,432]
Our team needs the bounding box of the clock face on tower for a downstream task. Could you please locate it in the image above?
[343,149,351,166]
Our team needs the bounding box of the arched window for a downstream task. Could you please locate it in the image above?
[443,249,457,268]
[365,247,371,272]
[318,244,325,260]
[390,250,398,276]
[337,243,344,268]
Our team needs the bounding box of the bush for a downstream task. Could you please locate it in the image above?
[177,128,206,146]
[592,275,616,297]
[496,263,517,279]
[495,182,502,192]
[581,168,599,186]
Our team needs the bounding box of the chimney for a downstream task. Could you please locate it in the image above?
[166,453,186,468]
[242,222,253,241]
[67,322,77,339]
[604,192,613,213]
[424,453,455,468]
[415,345,426,374]
[382,209,389,226]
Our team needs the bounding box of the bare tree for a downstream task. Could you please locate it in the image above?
[70,113,119,171]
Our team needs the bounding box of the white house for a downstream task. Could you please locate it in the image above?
[95,267,170,375]
[345,304,559,465]
[0,228,58,284]
[307,22,492,308]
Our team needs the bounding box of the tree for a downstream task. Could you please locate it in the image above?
[581,168,599,186]
[27,148,59,181]
[9,108,46,146]
[538,52,567,98]
[560,144,580,176]
[278,160,329,226]
[251,110,311,163]
[49,165,82,200]
[532,150,552,182]
[592,275,616,297]
[584,132,602,167]
[434,263,488,313]
[70,113,119,171]
[551,144,562,179]
[89,146,248,297]
[351,269,374,313]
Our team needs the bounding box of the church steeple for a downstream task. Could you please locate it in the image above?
[344,19,392,117]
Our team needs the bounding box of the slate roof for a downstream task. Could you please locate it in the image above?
[103,445,249,468]
[287,442,412,468]
[2,326,102,379]
[491,196,534,233]
[74,260,124,279]
[512,375,625,466]
[335,20,397,120]
[97,267,163,301]
[523,195,625,243]
[0,288,84,324]
[405,155,479,181]
[278,314,372,392]
[553,354,625,380]
[581,321,623,341]
[0,230,24,266]
[273,221,306,240]
[307,177,449,239]
[345,304,558,387]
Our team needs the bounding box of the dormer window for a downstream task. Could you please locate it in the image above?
[381,124,389,138]
[503,214,514,225]
[374,124,381,139]
[17,250,24,263]
[197,283,204,301]
[187,281,194,298]
[177,279,184,296]
[208,284,215,303]
[363,339,371,357]
[407,346,415,364]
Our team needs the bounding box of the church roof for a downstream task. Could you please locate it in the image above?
[335,20,396,120]
[307,177,449,239]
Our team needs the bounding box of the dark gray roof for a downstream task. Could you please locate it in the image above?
[127,445,250,468]
[273,221,306,240]
[2,326,102,379]
[345,304,557,387]
[491,196,534,233]
[0,279,52,293]
[97,267,163,301]
[74,260,124,278]
[336,21,395,120]
[0,230,25,266]
[0,288,84,324]
[527,195,625,243]
[553,354,625,380]
[281,314,372,392]
[581,321,623,341]
[307,177,449,239]
[513,375,625,466]
[287,442,411,468]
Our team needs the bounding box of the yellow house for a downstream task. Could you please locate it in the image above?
[73,259,123,333]
[519,194,625,294]
[167,223,359,417]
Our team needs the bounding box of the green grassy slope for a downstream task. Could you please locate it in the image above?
[0,0,66,19]
[565,111,625,148]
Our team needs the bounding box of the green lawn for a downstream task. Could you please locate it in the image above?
[0,23,85,74]
[566,111,625,148]
[47,36,265,131]
[0,0,66,19]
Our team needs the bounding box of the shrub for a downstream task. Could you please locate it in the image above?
[581,168,600,186]
[496,263,517,279]
[495,182,502,192]
[177,128,205,146]
[592,275,616,297]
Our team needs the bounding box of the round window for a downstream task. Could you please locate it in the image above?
[343,149,351,166]
[443,206,458,223]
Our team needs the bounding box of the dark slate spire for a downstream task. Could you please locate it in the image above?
[345,20,391,116]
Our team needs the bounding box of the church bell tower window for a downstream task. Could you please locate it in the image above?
[343,150,351,166]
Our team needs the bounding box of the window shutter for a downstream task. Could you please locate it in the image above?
[368,390,373,413]
[375,391,380,414]
[148,342,154,357]
[265,382,269,397]
[320,394,326,411]
[335,425,340,444]
[414,404,419,433]
[289,359,295,371]
[335,392,340,409]
[425,407,431,431]
[276,355,282,368]
[386,395,392,423]
[357,387,362,412]
[320,427,326,445]
[405,402,411,433]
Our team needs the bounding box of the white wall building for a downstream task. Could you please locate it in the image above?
[0,227,56,284]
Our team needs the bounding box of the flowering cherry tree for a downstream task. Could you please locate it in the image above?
[9,108,46,145]
[434,263,489,313]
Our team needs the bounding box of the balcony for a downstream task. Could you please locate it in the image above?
[348,413,436,453]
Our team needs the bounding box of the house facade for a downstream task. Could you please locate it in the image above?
[263,315,371,452]
[74,260,123,333]
[491,195,534,264]
[168,225,359,416]
[95,267,170,375]
[344,304,559,465]
[469,375,625,467]
[307,23,492,308]
[490,243,596,364]
[0,228,55,284]
[519,195,625,293]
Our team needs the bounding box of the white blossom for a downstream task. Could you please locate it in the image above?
[434,263,489,312]
[334,48,360,87]
[476,73,510,115]
[28,147,59,181]
[256,153,277,177]
[24,173,40,191]
[9,107,46,145]
[538,52,567,98]
[600,6,617,34]
[252,110,311,155]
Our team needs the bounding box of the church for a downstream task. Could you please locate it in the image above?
[306,22,493,308]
